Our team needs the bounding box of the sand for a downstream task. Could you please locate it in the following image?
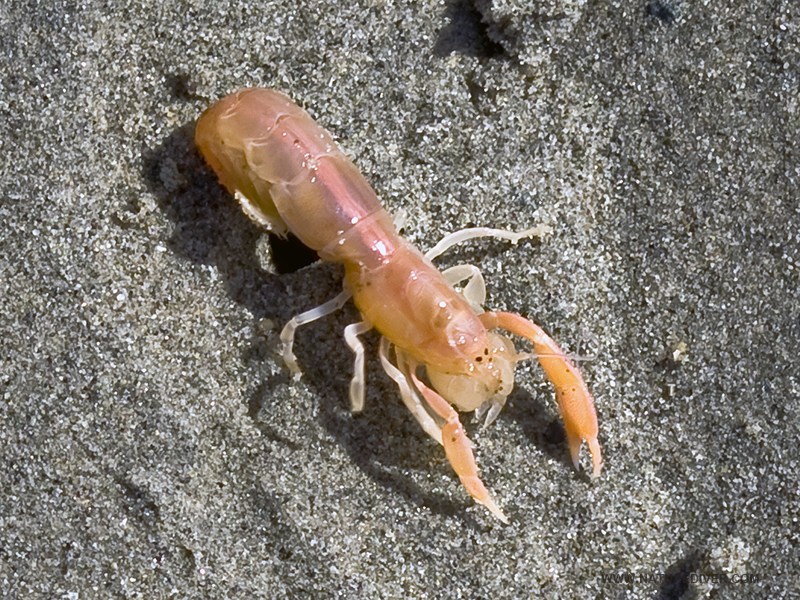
[1,0,797,597]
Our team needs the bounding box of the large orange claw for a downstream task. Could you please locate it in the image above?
[480,311,602,478]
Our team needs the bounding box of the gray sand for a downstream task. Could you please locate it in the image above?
[1,1,798,597]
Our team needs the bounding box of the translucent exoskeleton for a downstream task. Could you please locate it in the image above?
[195,88,602,522]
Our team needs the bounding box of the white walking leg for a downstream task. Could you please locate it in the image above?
[280,289,352,377]
[343,319,373,413]
[441,264,487,312]
[378,338,443,444]
[425,224,552,262]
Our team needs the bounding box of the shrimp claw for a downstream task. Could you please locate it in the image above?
[279,289,352,378]
[409,368,509,523]
[479,311,602,479]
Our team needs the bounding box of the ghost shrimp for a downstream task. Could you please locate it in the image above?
[195,88,602,522]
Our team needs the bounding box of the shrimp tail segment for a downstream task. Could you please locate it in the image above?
[408,369,509,523]
[479,311,602,479]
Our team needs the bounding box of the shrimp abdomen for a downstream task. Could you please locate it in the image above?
[195,88,384,251]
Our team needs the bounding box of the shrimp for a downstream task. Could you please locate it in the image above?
[195,88,602,522]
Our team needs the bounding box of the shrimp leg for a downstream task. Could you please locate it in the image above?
[343,319,372,412]
[424,224,552,262]
[479,311,602,479]
[280,289,352,377]
[441,264,486,312]
[379,341,442,443]
[407,366,508,523]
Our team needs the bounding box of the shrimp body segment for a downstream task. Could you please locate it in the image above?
[195,88,602,522]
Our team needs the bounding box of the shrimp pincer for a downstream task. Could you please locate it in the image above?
[195,88,602,522]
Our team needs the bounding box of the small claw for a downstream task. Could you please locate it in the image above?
[410,369,508,523]
[442,425,508,524]
[484,497,509,525]
[588,437,603,480]
[460,475,509,524]
[476,397,505,429]
[565,427,602,478]
[558,385,602,478]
